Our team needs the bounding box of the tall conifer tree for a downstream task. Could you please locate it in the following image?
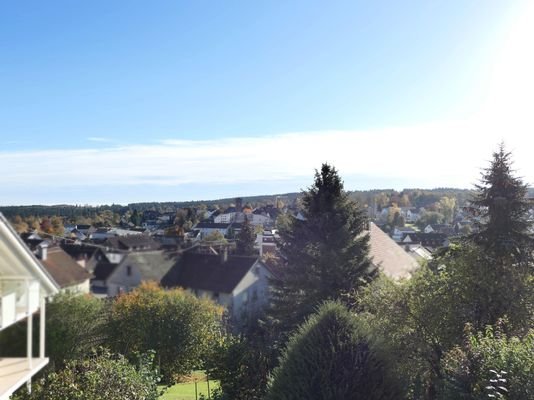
[469,143,533,264]
[269,164,374,331]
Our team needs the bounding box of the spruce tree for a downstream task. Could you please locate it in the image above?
[469,144,533,264]
[236,218,256,255]
[269,164,374,331]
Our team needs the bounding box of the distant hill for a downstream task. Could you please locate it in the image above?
[0,188,481,219]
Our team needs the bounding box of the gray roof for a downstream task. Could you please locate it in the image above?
[195,222,231,229]
[117,250,178,282]
[162,252,258,293]
[369,223,419,279]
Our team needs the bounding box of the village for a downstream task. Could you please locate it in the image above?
[0,190,488,323]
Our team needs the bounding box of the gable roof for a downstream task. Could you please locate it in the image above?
[162,252,259,293]
[195,222,231,229]
[368,222,419,279]
[109,251,178,283]
[400,232,447,247]
[105,235,161,251]
[41,246,92,288]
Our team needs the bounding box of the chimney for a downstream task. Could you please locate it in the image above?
[220,246,228,264]
[37,242,48,261]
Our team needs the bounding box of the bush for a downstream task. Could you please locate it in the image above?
[266,301,401,400]
[13,349,159,400]
[207,336,272,400]
[440,325,534,400]
[107,282,225,382]
[46,292,108,368]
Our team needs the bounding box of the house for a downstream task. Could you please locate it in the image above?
[19,237,93,294]
[391,226,416,241]
[424,224,455,235]
[105,251,178,296]
[89,228,114,242]
[214,210,272,227]
[368,223,419,279]
[214,212,237,224]
[162,250,274,320]
[401,208,420,223]
[89,228,144,242]
[68,228,87,241]
[246,212,272,227]
[194,222,232,239]
[36,243,92,294]
[0,214,59,399]
[400,232,449,250]
[255,231,278,256]
[60,242,99,269]
[402,243,433,262]
[74,224,95,236]
[19,232,44,250]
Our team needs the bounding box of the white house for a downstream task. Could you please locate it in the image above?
[247,213,272,226]
[162,250,274,320]
[194,222,232,239]
[103,250,177,296]
[391,226,416,241]
[0,214,59,399]
[214,212,237,224]
[401,208,420,223]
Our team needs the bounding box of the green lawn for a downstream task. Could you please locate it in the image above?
[159,372,220,400]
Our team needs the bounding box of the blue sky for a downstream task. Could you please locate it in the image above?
[1,1,533,205]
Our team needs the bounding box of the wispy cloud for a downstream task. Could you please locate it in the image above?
[1,118,533,198]
[87,136,114,143]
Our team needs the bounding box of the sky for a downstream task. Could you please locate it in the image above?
[1,0,533,205]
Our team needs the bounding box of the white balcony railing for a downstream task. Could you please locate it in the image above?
[0,278,40,331]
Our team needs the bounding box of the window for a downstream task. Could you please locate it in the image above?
[126,266,132,276]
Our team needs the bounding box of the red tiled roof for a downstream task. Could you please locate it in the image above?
[42,247,92,288]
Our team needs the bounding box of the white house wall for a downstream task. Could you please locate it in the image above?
[61,279,91,295]
[107,264,142,296]
[231,261,272,319]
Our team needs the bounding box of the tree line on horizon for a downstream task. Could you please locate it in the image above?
[1,186,482,237]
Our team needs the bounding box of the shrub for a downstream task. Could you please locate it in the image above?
[107,282,225,382]
[440,325,534,400]
[266,301,401,400]
[13,349,159,400]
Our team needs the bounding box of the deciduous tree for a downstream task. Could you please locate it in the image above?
[107,282,225,382]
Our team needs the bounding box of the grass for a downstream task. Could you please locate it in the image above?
[159,371,220,400]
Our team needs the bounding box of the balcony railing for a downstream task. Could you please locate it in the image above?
[0,278,40,331]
